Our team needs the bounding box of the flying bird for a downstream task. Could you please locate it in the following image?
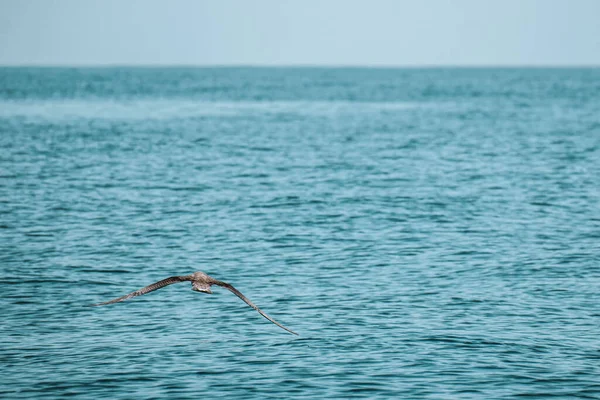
[92,271,298,335]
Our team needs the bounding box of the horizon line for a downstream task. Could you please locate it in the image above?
[1,63,599,69]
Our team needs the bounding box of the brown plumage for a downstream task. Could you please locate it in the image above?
[92,271,297,335]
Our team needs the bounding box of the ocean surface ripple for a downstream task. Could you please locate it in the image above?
[1,67,600,399]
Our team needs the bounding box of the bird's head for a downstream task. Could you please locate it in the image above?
[191,271,211,281]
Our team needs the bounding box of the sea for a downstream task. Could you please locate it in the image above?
[1,67,600,399]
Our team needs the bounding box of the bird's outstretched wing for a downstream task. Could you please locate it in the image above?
[213,280,298,335]
[92,275,191,306]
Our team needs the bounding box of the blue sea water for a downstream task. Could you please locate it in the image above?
[1,67,600,399]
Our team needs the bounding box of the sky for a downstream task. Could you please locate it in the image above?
[1,0,599,66]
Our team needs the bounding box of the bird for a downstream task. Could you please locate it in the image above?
[92,271,298,335]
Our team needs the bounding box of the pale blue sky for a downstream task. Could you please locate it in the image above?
[1,0,599,66]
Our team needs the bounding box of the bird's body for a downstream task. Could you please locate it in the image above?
[92,271,297,335]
